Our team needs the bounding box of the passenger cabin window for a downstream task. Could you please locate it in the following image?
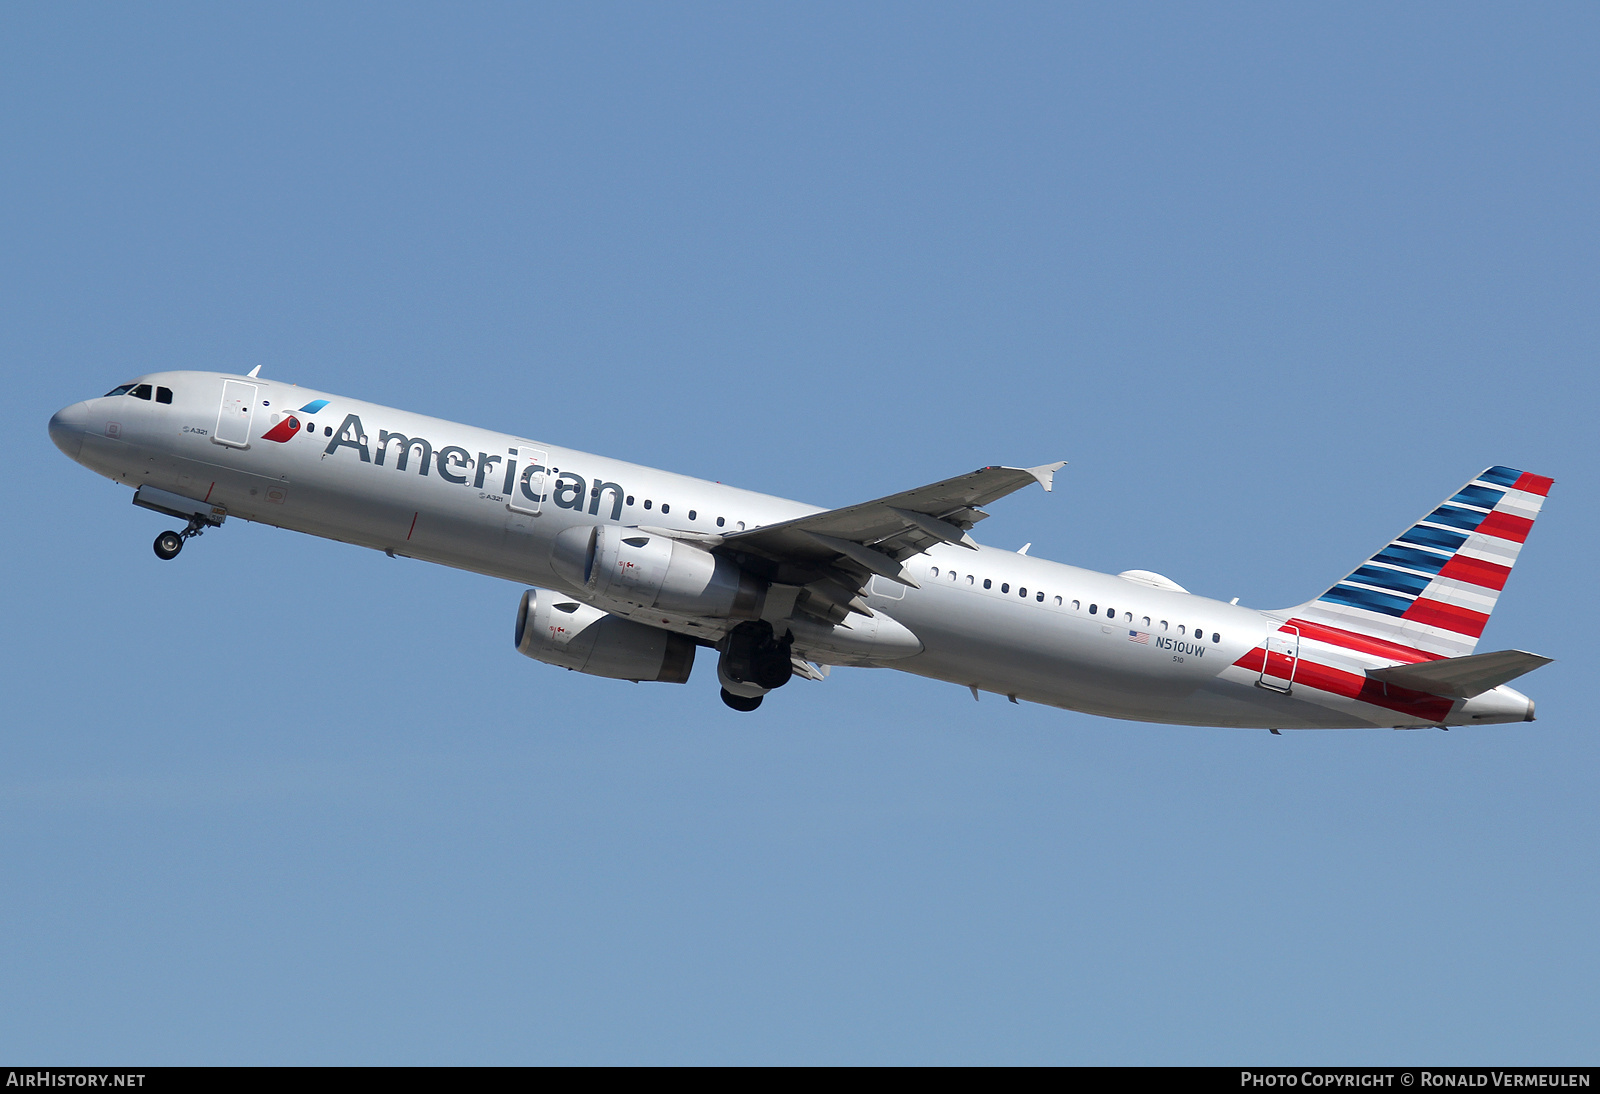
[156,386,173,403]
[716,517,725,527]
[1072,600,1080,610]
[1178,625,1186,635]
[930,567,941,578]
[1036,592,1045,602]
[983,579,992,589]
[1160,620,1168,630]
[967,575,975,586]
[948,570,957,582]
[688,510,697,521]
[1124,612,1132,622]
[130,384,152,400]
[1212,632,1221,643]
[1089,604,1098,614]
[626,496,635,506]
[1053,596,1062,606]
[661,504,670,514]
[643,500,652,510]
[1019,587,1027,597]
[1001,583,1010,593]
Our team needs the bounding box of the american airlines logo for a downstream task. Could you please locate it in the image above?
[311,411,630,519]
[260,400,332,444]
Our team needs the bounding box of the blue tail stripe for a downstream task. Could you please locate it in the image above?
[1370,544,1450,575]
[1350,565,1434,596]
[1451,485,1506,510]
[1319,584,1414,617]
[1398,525,1469,552]
[1479,466,1523,488]
[1423,505,1489,533]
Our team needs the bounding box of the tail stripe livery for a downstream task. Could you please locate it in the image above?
[1233,644,1457,722]
[1292,466,1552,659]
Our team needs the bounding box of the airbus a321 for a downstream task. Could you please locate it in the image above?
[49,371,1553,729]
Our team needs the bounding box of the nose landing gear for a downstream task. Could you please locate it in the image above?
[152,514,210,561]
[134,486,226,561]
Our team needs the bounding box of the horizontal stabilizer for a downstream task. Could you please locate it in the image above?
[1366,649,1553,699]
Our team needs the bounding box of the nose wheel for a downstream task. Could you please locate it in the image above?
[152,515,210,561]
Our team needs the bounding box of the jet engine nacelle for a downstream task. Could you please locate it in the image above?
[550,524,765,619]
[514,588,696,683]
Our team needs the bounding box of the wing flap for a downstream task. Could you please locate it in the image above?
[723,462,1064,568]
[1365,648,1553,699]
[717,461,1063,621]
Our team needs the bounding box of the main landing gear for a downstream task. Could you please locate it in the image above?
[720,688,764,712]
[152,515,210,561]
[717,620,794,713]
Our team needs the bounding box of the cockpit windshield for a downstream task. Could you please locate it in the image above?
[103,382,174,402]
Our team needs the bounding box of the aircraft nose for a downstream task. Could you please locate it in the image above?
[49,401,88,460]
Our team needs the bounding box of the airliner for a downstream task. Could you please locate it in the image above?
[49,370,1553,728]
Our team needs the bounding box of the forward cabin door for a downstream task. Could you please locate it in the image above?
[213,380,258,449]
[1258,626,1300,693]
[505,442,548,516]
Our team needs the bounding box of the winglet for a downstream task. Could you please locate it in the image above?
[246,365,262,378]
[1019,461,1067,492]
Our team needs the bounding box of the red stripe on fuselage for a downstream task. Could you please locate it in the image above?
[1284,619,1441,663]
[1475,510,1533,544]
[1512,472,1554,497]
[1402,598,1489,638]
[1230,644,1456,722]
[1437,554,1512,591]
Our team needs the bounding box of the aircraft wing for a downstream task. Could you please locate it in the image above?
[719,462,1064,614]
[1366,648,1553,699]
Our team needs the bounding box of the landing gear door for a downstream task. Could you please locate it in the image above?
[213,380,258,449]
[506,443,548,516]
[1258,626,1300,694]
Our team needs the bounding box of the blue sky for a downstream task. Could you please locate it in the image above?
[3,3,1596,1064]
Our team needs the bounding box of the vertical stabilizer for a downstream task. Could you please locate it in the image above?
[1288,466,1552,659]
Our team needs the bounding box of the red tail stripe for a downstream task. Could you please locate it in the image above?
[1475,510,1532,544]
[1284,619,1440,663]
[1402,598,1489,638]
[1231,646,1455,721]
[1512,472,1554,497]
[1437,554,1512,591]
[1299,658,1456,722]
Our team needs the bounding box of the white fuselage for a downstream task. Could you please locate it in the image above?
[49,371,1536,730]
